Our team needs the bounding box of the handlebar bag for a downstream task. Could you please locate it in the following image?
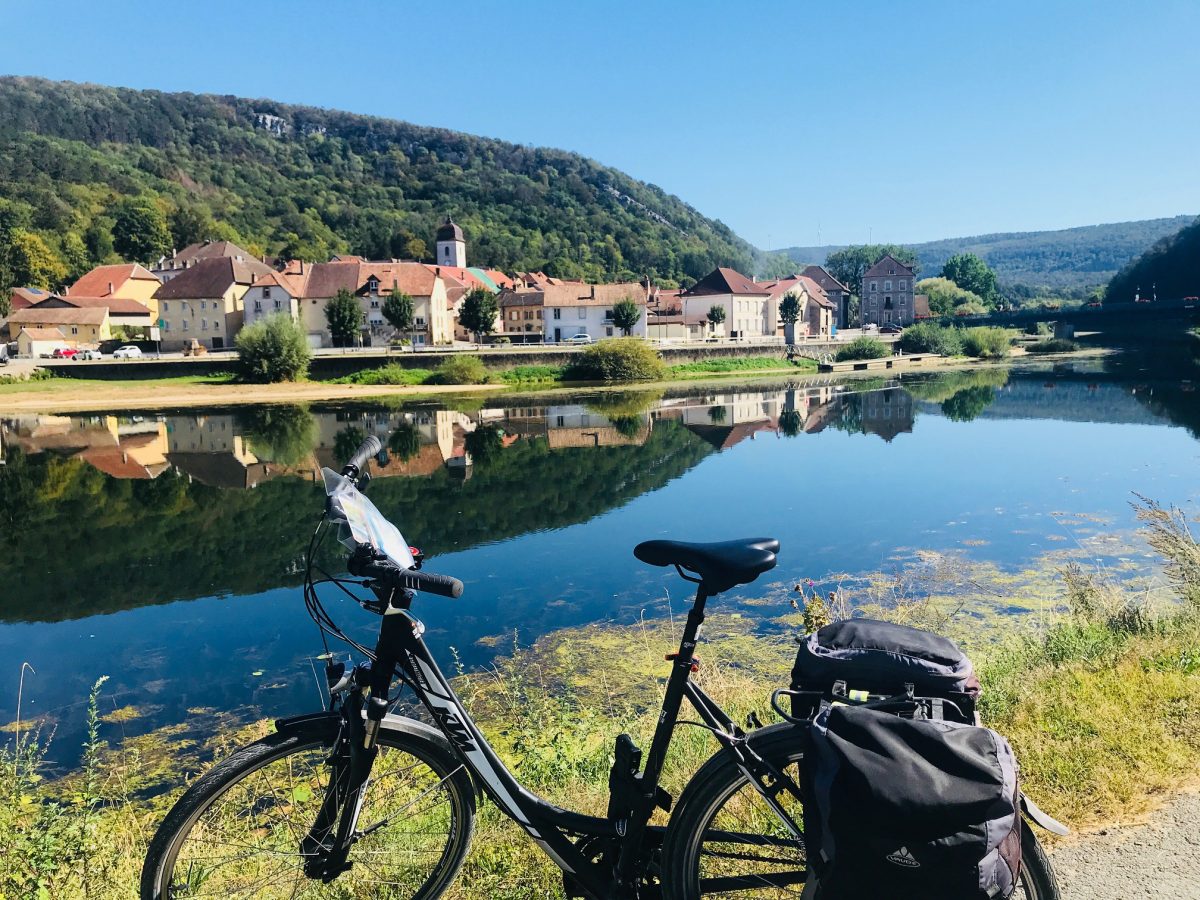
[791,619,980,721]
[804,703,1022,900]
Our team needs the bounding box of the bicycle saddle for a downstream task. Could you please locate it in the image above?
[634,537,779,594]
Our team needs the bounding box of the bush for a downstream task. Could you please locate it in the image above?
[429,355,488,385]
[335,364,431,385]
[235,314,311,382]
[960,326,1014,359]
[897,322,963,356]
[498,364,563,384]
[834,337,889,362]
[566,338,666,382]
[1026,338,1079,354]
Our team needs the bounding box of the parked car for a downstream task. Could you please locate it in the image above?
[52,346,78,359]
[75,349,103,360]
[862,323,879,332]
[113,345,143,359]
[565,333,593,344]
[880,323,904,334]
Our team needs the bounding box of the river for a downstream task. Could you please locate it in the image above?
[2,351,1198,768]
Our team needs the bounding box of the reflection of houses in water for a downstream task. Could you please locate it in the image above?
[657,390,782,450]
[2,415,169,479]
[857,388,915,442]
[489,403,654,448]
[312,409,476,477]
[165,415,276,489]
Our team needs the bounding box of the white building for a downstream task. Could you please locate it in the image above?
[541,282,648,343]
[680,267,778,340]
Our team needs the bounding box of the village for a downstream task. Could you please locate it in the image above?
[1,218,931,360]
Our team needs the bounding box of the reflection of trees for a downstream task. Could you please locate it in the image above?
[940,385,997,422]
[333,426,367,467]
[583,390,663,419]
[240,405,317,466]
[463,425,504,466]
[779,410,803,437]
[611,415,645,439]
[903,368,1009,404]
[388,422,422,462]
[0,421,714,622]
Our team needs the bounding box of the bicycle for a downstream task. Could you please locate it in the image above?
[142,434,1063,899]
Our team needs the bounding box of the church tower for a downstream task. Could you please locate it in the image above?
[435,217,466,267]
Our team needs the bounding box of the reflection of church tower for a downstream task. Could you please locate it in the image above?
[436,217,466,267]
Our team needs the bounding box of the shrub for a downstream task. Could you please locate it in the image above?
[1026,338,1079,354]
[335,364,431,385]
[897,322,963,356]
[960,326,1014,359]
[566,338,666,382]
[429,355,488,385]
[235,313,311,382]
[498,364,563,384]
[834,337,889,362]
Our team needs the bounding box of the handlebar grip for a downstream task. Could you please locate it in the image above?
[397,568,465,599]
[343,435,383,474]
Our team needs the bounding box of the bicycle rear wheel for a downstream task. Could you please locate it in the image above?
[141,718,474,899]
[662,723,1061,899]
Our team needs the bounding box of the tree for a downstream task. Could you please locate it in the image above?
[611,297,642,336]
[241,404,317,465]
[60,232,91,281]
[388,422,422,461]
[7,229,66,289]
[169,204,215,249]
[382,289,415,342]
[112,197,171,262]
[459,287,499,342]
[825,244,919,293]
[464,424,505,466]
[325,288,363,347]
[916,277,985,316]
[941,253,998,304]
[706,303,726,333]
[780,292,802,342]
[235,313,312,382]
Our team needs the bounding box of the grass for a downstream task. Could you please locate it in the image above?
[668,356,816,377]
[1026,338,1080,354]
[0,372,235,394]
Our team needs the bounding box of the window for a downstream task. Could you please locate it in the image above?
[578,308,586,319]
[274,300,281,311]
[370,299,380,309]
[884,280,892,291]
[415,317,426,328]
[606,326,613,337]
[870,281,877,292]
[368,279,379,294]
[899,279,906,290]
[900,295,907,306]
[201,320,208,331]
[161,301,168,312]
[553,309,561,320]
[263,287,271,299]
[201,300,207,311]
[603,308,613,321]
[71,326,78,335]
[213,320,221,332]
[254,301,262,312]
[183,320,189,331]
[443,246,450,258]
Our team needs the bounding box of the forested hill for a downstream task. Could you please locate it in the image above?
[783,216,1196,291]
[0,76,779,288]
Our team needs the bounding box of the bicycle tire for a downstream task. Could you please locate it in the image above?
[141,717,475,899]
[662,723,1061,899]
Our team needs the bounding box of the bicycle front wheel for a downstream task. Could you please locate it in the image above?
[141,718,475,899]
[662,723,1061,899]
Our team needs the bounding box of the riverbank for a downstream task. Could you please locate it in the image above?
[2,498,1197,898]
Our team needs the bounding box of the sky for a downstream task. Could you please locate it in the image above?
[1,0,1198,248]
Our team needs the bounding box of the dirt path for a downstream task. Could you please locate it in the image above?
[0,380,500,414]
[1053,791,1200,898]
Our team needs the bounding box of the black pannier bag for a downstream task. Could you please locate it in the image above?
[791,619,981,722]
[805,703,1022,900]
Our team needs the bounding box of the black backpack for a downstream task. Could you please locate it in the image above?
[789,620,1021,899]
[791,618,981,723]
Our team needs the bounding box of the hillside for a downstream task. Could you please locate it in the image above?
[1104,216,1200,304]
[0,76,787,290]
[783,216,1196,292]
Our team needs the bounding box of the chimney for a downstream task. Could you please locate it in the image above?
[107,282,114,295]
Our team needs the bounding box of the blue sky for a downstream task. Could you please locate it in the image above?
[1,0,1198,248]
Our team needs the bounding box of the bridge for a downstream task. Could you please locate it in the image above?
[948,298,1200,338]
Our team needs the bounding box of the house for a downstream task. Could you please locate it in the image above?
[801,265,852,329]
[242,269,311,340]
[16,326,70,357]
[758,275,834,340]
[296,261,456,347]
[541,282,649,343]
[8,307,110,347]
[68,264,163,317]
[497,290,545,340]
[152,240,265,283]
[680,268,777,340]
[154,256,272,350]
[8,287,55,312]
[860,255,916,327]
[30,294,155,337]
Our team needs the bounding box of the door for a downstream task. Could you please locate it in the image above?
[211,336,224,349]
[554,327,561,342]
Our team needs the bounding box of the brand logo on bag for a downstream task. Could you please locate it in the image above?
[886,846,920,868]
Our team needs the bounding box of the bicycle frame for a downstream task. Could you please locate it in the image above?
[333,581,804,899]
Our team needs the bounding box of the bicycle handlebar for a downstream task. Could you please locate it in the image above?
[341,435,382,476]
[348,551,465,599]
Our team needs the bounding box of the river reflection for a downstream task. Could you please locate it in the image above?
[2,361,1198,766]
